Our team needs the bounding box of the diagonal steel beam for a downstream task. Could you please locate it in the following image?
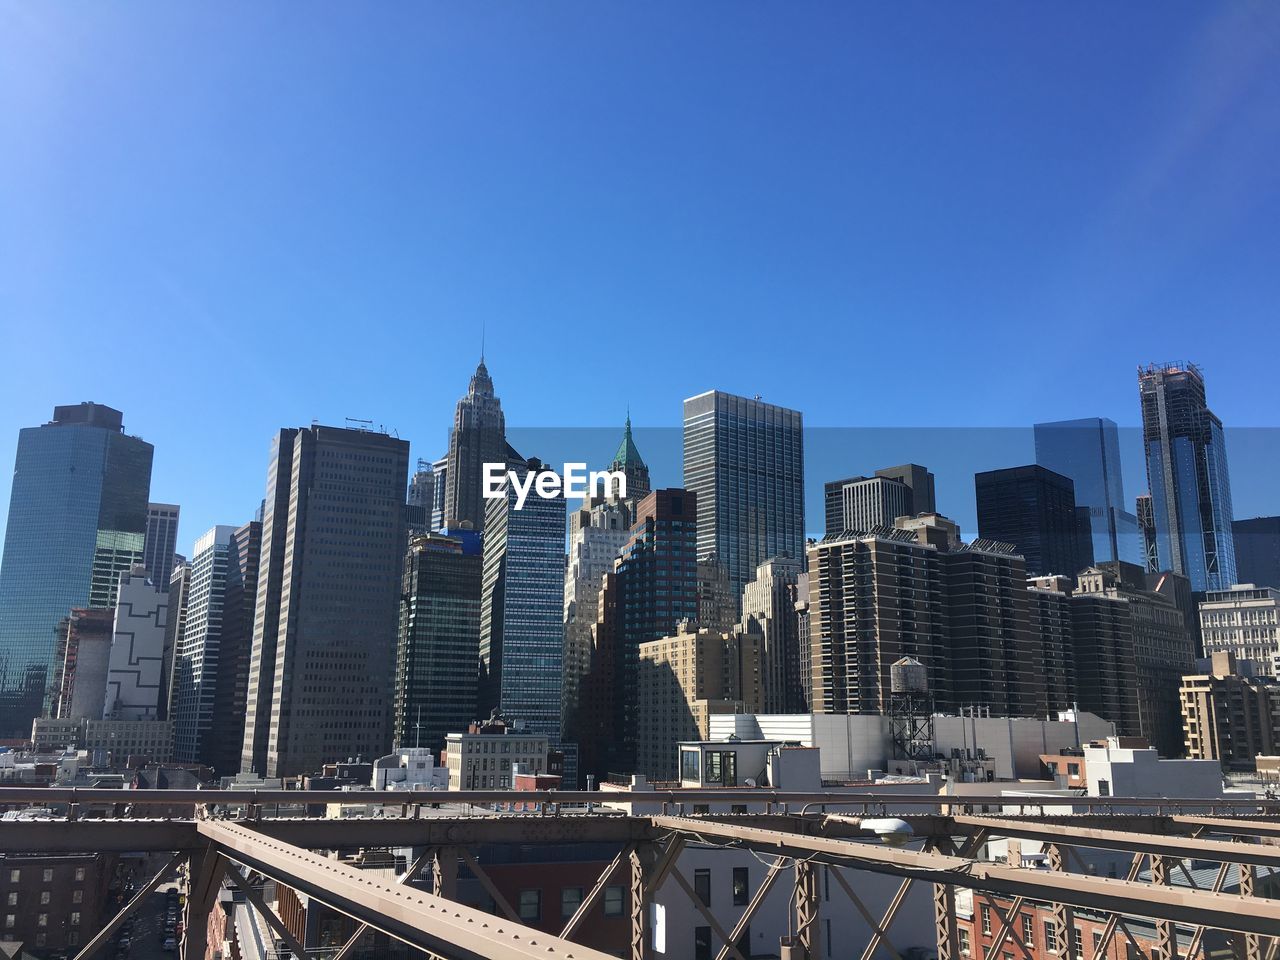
[224,861,309,960]
[649,816,1280,936]
[73,852,184,960]
[330,849,434,960]
[1092,853,1146,960]
[669,865,748,960]
[714,856,785,960]
[644,834,687,896]
[460,848,521,922]
[560,843,635,940]
[984,895,1030,959]
[829,864,905,960]
[200,820,619,960]
[1184,862,1229,960]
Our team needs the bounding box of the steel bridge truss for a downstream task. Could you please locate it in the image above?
[2,789,1280,960]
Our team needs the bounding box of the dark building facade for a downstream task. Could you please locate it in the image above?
[1139,363,1237,592]
[0,851,115,954]
[143,502,181,592]
[443,359,506,531]
[205,521,260,776]
[394,530,482,753]
[0,402,153,737]
[1233,516,1280,589]
[975,464,1093,578]
[240,425,409,777]
[574,489,699,781]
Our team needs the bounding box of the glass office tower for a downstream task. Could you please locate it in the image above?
[0,403,153,737]
[682,390,805,600]
[1139,363,1237,592]
[1034,417,1142,566]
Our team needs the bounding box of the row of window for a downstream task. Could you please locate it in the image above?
[517,884,626,922]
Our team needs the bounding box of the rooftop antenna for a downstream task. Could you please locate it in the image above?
[414,704,422,749]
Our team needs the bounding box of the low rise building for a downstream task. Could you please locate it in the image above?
[444,714,551,790]
[30,717,174,765]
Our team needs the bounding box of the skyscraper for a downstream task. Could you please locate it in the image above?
[824,475,911,537]
[683,390,805,599]
[0,403,153,737]
[573,488,699,781]
[1139,363,1237,591]
[143,503,181,591]
[393,531,482,753]
[875,464,936,516]
[739,555,805,713]
[975,464,1093,577]
[103,565,168,721]
[240,424,409,777]
[444,359,506,531]
[610,414,651,501]
[173,525,235,765]
[406,460,437,537]
[478,454,566,743]
[1233,516,1280,589]
[1034,417,1141,566]
[159,559,191,721]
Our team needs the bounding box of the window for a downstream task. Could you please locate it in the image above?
[693,804,710,815]
[75,867,85,882]
[68,932,80,947]
[40,891,50,905]
[3,916,12,930]
[73,890,83,903]
[1022,915,1034,947]
[731,804,747,814]
[561,887,583,919]
[3,893,12,906]
[732,867,749,906]
[1093,931,1104,952]
[960,928,972,956]
[1097,779,1111,797]
[42,869,53,883]
[6,871,16,884]
[37,913,48,928]
[981,906,992,935]
[695,926,712,960]
[70,911,81,926]
[518,890,541,922]
[694,868,711,906]
[1044,920,1059,953]
[603,885,624,917]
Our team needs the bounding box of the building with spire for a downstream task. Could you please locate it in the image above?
[609,414,650,501]
[443,359,506,531]
[563,417,651,740]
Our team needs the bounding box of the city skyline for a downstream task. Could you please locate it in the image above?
[4,5,1279,553]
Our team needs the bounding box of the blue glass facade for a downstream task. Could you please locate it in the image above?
[1034,417,1143,566]
[0,404,153,737]
[1139,364,1237,592]
[479,457,566,744]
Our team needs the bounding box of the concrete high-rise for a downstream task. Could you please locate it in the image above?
[478,454,566,744]
[975,464,1093,577]
[1199,584,1280,677]
[0,403,153,737]
[143,503,181,591]
[1076,561,1196,757]
[50,608,115,721]
[1139,363,1237,591]
[1035,417,1141,566]
[739,555,805,713]
[443,359,506,531]
[159,560,191,721]
[103,565,168,721]
[875,464,936,516]
[240,425,409,777]
[1233,517,1280,590]
[683,390,805,599]
[824,475,911,537]
[394,531,482,754]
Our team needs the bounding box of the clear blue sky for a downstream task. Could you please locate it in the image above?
[2,3,1278,552]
